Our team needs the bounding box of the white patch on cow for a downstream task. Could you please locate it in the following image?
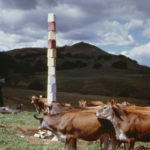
[57,132,66,141]
[95,112,100,117]
[118,129,127,141]
[107,115,113,121]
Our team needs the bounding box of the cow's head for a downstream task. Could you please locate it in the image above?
[96,104,113,120]
[34,113,49,130]
[96,103,125,121]
[79,99,87,107]
[31,95,38,104]
[121,101,131,106]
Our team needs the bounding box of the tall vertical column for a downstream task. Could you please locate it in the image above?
[47,13,56,103]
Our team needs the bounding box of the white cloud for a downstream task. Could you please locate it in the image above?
[122,43,150,66]
[0,30,20,50]
[108,51,116,55]
[0,30,47,51]
[0,0,149,54]
[95,20,135,46]
[125,19,143,30]
[53,4,84,19]
[142,20,150,38]
[121,51,127,55]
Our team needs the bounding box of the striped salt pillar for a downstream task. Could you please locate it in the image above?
[47,13,56,103]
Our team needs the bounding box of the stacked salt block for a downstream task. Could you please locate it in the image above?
[47,13,57,103]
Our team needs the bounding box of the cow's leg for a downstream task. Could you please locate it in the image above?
[99,138,103,150]
[34,105,39,113]
[124,142,129,150]
[129,138,135,150]
[64,137,69,150]
[65,135,75,150]
[110,138,116,150]
[70,138,77,150]
[39,107,41,114]
[103,137,109,150]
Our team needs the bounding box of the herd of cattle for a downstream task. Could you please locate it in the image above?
[0,95,149,150]
[31,95,150,150]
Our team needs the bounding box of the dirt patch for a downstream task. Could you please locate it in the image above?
[14,126,60,144]
[14,126,96,145]
[136,146,150,150]
[0,124,7,128]
[16,126,37,136]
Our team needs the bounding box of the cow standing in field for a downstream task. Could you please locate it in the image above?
[34,110,116,150]
[31,95,47,113]
[44,102,111,149]
[96,103,150,150]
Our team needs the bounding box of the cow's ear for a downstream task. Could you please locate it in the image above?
[112,106,123,121]
[34,114,43,120]
[107,99,116,105]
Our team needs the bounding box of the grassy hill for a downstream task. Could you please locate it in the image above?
[0,42,150,150]
[0,42,150,101]
[4,42,150,74]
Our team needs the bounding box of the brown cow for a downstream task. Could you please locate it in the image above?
[46,101,101,115]
[96,103,150,150]
[44,102,111,149]
[34,111,116,150]
[125,105,150,112]
[31,95,47,113]
[0,104,24,114]
[79,100,104,107]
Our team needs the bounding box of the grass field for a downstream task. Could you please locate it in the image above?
[0,111,150,150]
[6,70,150,100]
[1,71,150,149]
[2,86,150,111]
[1,87,150,149]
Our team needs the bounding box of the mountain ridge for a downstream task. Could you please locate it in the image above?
[0,41,150,77]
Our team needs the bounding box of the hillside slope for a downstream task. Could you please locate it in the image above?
[0,42,150,100]
[2,42,150,75]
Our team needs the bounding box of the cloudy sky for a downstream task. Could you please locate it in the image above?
[0,0,150,67]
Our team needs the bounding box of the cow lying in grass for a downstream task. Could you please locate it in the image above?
[0,104,24,114]
[34,110,116,150]
[96,101,150,150]
[31,95,48,114]
[79,99,104,107]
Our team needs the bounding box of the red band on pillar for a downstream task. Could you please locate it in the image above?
[48,22,56,31]
[48,40,56,49]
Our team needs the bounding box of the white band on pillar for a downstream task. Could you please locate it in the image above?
[48,13,55,22]
[48,31,56,40]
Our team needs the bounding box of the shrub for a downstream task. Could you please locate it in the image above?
[64,53,72,57]
[93,63,102,69]
[112,60,128,70]
[58,60,87,70]
[33,60,47,72]
[28,79,45,91]
[97,55,112,60]
[75,60,87,68]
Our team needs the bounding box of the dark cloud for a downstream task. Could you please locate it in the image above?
[0,0,149,60]
[1,0,38,10]
[134,0,150,17]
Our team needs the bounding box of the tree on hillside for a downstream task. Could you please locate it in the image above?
[0,84,3,106]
